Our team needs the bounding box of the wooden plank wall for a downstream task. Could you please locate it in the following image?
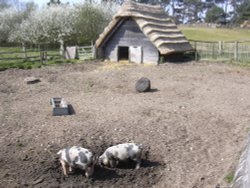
[103,18,159,64]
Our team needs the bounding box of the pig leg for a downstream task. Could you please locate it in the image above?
[135,159,141,169]
[60,160,69,176]
[131,153,141,169]
[85,171,90,178]
[69,166,73,172]
[109,159,118,168]
[85,166,94,178]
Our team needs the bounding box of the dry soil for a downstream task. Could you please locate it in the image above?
[0,61,250,188]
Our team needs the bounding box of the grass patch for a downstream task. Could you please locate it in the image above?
[225,173,234,184]
[0,46,21,52]
[179,27,250,42]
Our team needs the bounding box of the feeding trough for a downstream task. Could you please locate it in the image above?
[50,97,69,116]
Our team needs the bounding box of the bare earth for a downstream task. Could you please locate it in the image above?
[0,61,250,188]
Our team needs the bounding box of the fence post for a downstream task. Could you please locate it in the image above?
[92,43,96,59]
[212,42,215,59]
[234,41,238,61]
[59,40,65,59]
[218,41,222,55]
[91,41,94,59]
[40,51,43,64]
[40,50,47,64]
[194,41,198,61]
[44,51,47,62]
[22,43,27,60]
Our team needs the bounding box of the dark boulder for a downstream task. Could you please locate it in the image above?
[24,77,41,84]
[135,77,151,92]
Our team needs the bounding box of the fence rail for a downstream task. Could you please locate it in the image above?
[0,46,62,63]
[0,44,95,64]
[77,45,95,60]
[190,40,250,62]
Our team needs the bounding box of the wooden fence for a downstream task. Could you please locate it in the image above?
[0,45,62,63]
[0,44,95,64]
[77,45,95,60]
[190,40,250,62]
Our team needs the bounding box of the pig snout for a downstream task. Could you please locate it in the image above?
[99,143,142,169]
[57,146,97,177]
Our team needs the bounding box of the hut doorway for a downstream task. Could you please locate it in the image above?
[118,46,129,60]
[117,46,142,64]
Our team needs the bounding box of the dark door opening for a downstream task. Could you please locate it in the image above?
[118,46,129,61]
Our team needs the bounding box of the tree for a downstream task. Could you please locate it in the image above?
[0,8,24,43]
[74,2,118,44]
[182,0,206,23]
[205,5,225,23]
[9,1,119,45]
[233,0,250,23]
[0,0,9,9]
[9,5,76,44]
[47,0,61,6]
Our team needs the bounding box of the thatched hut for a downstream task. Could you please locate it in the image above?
[95,1,193,65]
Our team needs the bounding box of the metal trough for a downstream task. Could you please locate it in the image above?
[50,97,69,116]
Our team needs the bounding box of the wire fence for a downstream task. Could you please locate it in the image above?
[190,40,250,62]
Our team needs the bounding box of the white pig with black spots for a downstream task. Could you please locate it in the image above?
[57,146,97,178]
[99,143,143,169]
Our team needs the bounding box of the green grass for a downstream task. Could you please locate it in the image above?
[225,173,234,184]
[179,27,250,42]
[0,46,82,71]
[0,47,21,52]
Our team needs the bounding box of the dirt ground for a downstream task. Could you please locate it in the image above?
[0,61,250,188]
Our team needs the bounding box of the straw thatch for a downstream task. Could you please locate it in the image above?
[95,1,192,55]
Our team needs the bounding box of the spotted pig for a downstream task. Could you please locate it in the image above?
[99,143,143,169]
[57,146,97,178]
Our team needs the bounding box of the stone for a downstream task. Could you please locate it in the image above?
[24,77,41,84]
[135,77,151,92]
[33,178,44,185]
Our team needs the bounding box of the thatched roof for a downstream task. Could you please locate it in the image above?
[95,1,193,55]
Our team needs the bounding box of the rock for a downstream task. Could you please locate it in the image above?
[21,155,29,161]
[24,77,41,84]
[135,77,151,92]
[33,178,44,185]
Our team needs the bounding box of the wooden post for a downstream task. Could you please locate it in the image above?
[218,41,222,56]
[92,41,96,59]
[22,43,27,60]
[44,51,47,62]
[59,40,65,58]
[194,41,198,61]
[40,51,43,64]
[40,44,46,64]
[234,41,238,61]
[212,42,215,59]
